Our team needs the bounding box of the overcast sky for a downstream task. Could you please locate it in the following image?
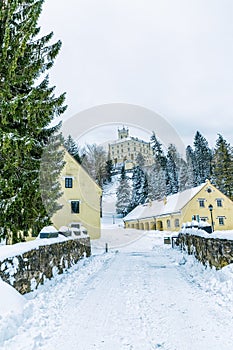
[39,0,233,149]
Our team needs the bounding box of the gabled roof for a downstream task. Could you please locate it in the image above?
[124,182,207,221]
[63,149,102,194]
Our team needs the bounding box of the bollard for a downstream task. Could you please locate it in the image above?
[105,243,108,253]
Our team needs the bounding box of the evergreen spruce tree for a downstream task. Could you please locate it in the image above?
[64,135,82,164]
[147,161,167,200]
[178,158,189,191]
[141,172,149,202]
[166,144,179,195]
[149,131,168,199]
[193,131,212,185]
[135,152,145,167]
[212,134,233,200]
[116,166,131,215]
[150,132,167,168]
[129,166,148,211]
[105,158,114,183]
[185,145,196,188]
[0,1,66,243]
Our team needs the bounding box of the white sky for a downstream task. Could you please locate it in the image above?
[39,0,233,149]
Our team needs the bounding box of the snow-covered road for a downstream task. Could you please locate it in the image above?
[2,228,233,350]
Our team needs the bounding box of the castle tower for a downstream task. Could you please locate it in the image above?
[118,126,129,139]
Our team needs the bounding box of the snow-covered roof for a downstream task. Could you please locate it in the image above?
[109,136,150,145]
[124,183,206,221]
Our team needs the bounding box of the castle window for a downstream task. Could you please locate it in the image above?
[65,177,73,188]
[175,219,180,227]
[216,199,223,207]
[167,219,171,228]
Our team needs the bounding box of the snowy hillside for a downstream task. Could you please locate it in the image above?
[102,173,132,224]
[102,174,120,216]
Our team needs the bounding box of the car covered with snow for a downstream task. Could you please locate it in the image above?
[59,222,88,238]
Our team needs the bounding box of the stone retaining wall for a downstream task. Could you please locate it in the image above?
[176,233,233,269]
[0,237,91,294]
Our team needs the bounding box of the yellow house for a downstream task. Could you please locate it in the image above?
[52,150,102,239]
[123,180,233,232]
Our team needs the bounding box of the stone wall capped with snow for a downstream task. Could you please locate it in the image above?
[176,232,233,269]
[0,237,91,294]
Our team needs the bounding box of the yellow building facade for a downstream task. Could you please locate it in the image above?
[109,127,154,169]
[52,150,102,239]
[124,180,233,232]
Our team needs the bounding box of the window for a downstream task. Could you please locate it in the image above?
[65,177,73,188]
[175,219,180,227]
[207,187,212,193]
[167,219,171,228]
[198,199,205,208]
[216,199,223,207]
[218,217,225,225]
[71,201,80,214]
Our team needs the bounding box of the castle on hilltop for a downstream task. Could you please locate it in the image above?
[108,126,154,170]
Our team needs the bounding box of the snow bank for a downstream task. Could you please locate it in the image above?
[181,227,233,240]
[39,225,58,233]
[0,234,77,261]
[174,248,233,305]
[0,280,26,316]
[0,280,26,344]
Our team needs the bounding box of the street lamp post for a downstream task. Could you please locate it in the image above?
[208,204,214,233]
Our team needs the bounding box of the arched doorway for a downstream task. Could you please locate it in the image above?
[156,220,163,231]
[150,222,156,230]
